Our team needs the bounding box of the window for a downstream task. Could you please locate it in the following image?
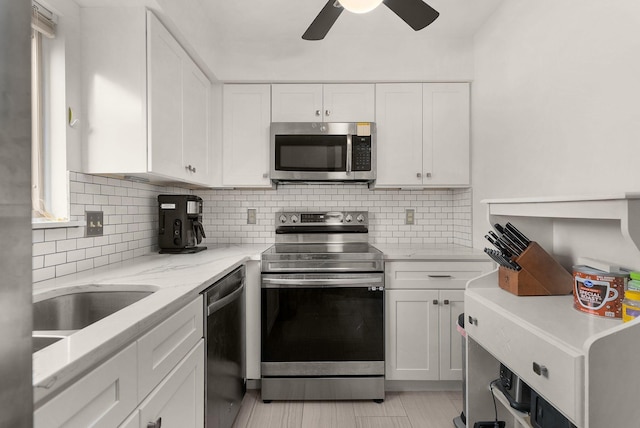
[31,1,57,221]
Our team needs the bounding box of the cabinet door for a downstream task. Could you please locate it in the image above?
[182,59,211,185]
[34,342,138,428]
[138,340,205,428]
[147,11,185,180]
[438,289,465,381]
[385,289,440,380]
[323,84,375,122]
[375,83,423,187]
[138,296,203,402]
[272,84,323,122]
[422,83,470,186]
[223,84,272,186]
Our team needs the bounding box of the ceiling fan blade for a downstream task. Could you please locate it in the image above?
[302,0,344,40]
[383,0,439,31]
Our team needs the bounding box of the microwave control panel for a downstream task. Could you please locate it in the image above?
[352,136,372,171]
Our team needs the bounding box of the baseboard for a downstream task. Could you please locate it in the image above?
[385,380,462,392]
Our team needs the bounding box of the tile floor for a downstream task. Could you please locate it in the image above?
[232,390,463,428]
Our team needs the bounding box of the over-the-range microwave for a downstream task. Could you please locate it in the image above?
[270,122,376,183]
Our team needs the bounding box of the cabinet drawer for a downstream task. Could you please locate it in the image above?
[137,296,203,401]
[35,342,138,428]
[385,261,494,290]
[465,294,583,425]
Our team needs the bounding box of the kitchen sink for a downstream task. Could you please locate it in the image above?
[32,335,65,353]
[33,290,155,332]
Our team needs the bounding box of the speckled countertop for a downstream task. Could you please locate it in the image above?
[32,243,490,405]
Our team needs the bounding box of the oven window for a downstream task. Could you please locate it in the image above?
[261,287,383,362]
[274,135,347,171]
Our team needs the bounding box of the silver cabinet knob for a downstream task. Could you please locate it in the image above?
[315,110,321,116]
[433,299,438,305]
[533,362,548,377]
[443,299,450,305]
[416,173,422,178]
[147,417,162,428]
[325,109,331,116]
[425,172,432,178]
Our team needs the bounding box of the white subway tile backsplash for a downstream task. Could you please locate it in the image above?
[33,174,473,283]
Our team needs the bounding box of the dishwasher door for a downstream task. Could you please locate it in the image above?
[203,266,246,428]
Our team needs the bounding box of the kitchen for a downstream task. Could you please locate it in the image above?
[1,0,640,427]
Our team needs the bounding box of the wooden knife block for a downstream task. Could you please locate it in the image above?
[498,242,574,296]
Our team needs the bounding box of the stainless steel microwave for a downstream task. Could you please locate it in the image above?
[270,122,376,183]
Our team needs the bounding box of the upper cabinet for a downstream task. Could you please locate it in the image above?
[82,8,212,186]
[272,84,375,122]
[375,83,470,188]
[222,84,272,187]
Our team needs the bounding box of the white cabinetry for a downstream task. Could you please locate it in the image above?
[35,296,204,428]
[466,194,640,428]
[271,83,375,122]
[82,8,212,186]
[375,83,470,188]
[385,261,493,382]
[34,343,138,428]
[222,84,272,187]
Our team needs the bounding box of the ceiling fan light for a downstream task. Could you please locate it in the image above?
[339,0,384,14]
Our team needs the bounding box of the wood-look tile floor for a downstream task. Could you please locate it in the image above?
[232,390,463,428]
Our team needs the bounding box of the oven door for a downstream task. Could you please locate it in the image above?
[261,273,384,377]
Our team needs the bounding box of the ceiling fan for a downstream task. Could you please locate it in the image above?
[302,0,440,40]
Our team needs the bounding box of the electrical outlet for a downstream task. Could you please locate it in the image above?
[405,209,415,225]
[247,209,257,225]
[86,211,104,236]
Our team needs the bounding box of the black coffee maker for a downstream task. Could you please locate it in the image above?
[158,194,207,254]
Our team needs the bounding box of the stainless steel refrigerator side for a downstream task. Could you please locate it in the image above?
[0,1,34,427]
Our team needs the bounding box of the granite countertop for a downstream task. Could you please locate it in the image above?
[32,242,490,405]
[32,244,270,405]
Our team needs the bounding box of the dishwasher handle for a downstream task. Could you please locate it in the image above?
[207,280,245,316]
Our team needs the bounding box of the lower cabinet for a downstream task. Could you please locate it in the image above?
[120,340,204,428]
[385,289,464,381]
[34,296,204,428]
[384,260,493,382]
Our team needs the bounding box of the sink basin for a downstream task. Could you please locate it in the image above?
[33,290,154,331]
[32,335,64,353]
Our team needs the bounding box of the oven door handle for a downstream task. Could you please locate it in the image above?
[262,276,383,288]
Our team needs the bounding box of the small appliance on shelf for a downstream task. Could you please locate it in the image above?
[158,194,206,254]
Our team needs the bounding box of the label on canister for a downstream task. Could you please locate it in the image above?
[573,265,628,318]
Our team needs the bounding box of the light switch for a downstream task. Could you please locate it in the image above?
[405,209,415,225]
[86,211,104,236]
[247,209,257,225]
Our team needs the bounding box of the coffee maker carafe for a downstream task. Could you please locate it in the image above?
[158,194,207,253]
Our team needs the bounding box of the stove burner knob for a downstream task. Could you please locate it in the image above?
[290,214,299,223]
[345,214,353,223]
[356,214,365,223]
[279,214,287,223]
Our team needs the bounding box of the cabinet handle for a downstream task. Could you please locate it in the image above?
[425,172,432,178]
[185,165,196,173]
[468,315,478,326]
[432,299,438,305]
[416,173,422,178]
[147,417,162,428]
[532,362,548,377]
[325,109,331,116]
[315,110,321,116]
[443,299,450,305]
[428,275,452,278]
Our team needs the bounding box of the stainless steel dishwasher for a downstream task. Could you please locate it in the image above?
[203,266,246,428]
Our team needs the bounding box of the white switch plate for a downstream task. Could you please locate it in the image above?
[405,209,415,225]
[247,209,257,224]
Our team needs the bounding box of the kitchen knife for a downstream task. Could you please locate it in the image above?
[489,230,521,256]
[485,234,513,257]
[505,222,531,247]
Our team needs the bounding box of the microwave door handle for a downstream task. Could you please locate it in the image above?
[346,134,352,176]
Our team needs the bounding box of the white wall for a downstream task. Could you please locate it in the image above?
[471,0,640,248]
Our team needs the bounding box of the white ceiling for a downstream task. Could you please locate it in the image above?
[203,0,504,42]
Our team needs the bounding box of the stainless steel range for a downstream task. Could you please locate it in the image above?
[260,211,384,402]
